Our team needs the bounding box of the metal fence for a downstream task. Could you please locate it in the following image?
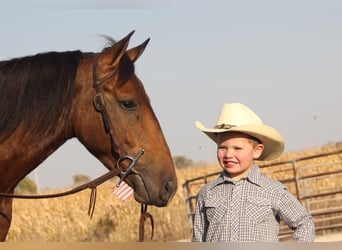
[182,149,342,240]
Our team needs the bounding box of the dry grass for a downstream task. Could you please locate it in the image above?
[6,144,342,241]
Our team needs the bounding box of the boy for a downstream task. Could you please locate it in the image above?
[192,103,315,242]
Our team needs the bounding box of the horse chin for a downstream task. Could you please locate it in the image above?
[131,174,170,207]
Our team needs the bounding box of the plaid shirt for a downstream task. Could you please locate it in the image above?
[192,165,315,242]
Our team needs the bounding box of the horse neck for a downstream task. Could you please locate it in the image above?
[0,122,71,190]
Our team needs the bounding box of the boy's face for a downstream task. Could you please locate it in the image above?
[216,132,264,181]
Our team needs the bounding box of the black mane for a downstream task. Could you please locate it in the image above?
[0,51,83,141]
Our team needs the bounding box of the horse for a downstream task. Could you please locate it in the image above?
[0,31,178,241]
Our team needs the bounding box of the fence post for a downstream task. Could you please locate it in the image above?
[182,181,195,233]
[291,159,302,200]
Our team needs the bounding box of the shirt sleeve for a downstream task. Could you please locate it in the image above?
[192,191,206,242]
[277,190,315,242]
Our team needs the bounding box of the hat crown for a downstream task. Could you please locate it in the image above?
[216,103,263,127]
[195,102,285,161]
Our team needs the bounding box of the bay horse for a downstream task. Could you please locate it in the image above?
[0,31,177,241]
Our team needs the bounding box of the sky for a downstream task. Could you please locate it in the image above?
[1,0,342,189]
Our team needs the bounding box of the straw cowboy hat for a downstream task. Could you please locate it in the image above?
[195,103,285,161]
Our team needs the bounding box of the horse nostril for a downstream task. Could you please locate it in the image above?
[165,180,172,192]
[164,179,177,195]
[155,179,177,206]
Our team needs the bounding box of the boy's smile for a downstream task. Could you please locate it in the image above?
[217,131,264,180]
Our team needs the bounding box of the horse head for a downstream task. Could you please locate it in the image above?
[72,31,177,207]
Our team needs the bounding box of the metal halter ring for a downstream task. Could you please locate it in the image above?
[116,149,145,188]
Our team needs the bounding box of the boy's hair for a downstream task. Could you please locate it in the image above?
[246,134,262,147]
[216,131,262,147]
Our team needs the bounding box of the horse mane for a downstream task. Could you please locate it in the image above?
[0,51,83,141]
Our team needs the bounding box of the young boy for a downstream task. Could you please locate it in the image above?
[192,103,315,242]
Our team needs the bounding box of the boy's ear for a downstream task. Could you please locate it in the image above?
[253,144,264,160]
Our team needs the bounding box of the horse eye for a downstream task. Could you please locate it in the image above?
[119,100,137,110]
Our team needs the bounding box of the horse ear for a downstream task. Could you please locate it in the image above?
[126,38,150,62]
[99,30,135,67]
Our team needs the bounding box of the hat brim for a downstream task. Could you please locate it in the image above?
[195,121,284,161]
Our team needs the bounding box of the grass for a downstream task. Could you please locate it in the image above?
[6,143,342,241]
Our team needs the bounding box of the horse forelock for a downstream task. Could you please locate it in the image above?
[0,51,83,141]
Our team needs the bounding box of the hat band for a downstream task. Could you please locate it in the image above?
[214,124,236,129]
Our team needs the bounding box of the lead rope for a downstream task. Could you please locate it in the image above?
[0,167,121,220]
[88,188,97,218]
[138,203,154,242]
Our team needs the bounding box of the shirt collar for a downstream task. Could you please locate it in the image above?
[218,164,263,186]
[246,164,263,186]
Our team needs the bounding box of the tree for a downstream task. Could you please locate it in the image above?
[173,156,194,169]
[15,176,38,194]
[73,174,91,185]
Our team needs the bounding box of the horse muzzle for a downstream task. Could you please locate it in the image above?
[115,149,178,207]
[132,173,177,207]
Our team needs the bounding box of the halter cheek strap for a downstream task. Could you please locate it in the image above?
[92,56,153,241]
[92,56,145,186]
[92,56,122,159]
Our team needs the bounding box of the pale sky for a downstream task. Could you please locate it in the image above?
[1,0,342,189]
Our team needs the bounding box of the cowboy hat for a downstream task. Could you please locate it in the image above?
[195,103,284,161]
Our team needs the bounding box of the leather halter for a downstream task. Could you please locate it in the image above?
[92,55,122,159]
[0,55,153,241]
[92,55,153,241]
[91,55,146,189]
